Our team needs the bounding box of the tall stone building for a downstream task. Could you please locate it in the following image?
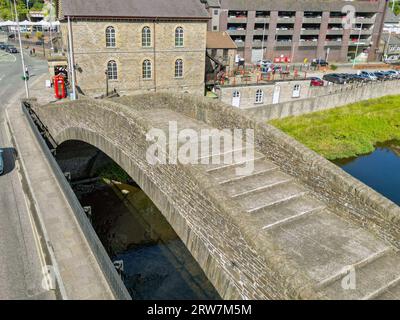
[58,0,209,97]
[203,0,388,63]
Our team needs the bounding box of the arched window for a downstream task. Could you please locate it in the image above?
[107,60,117,80]
[142,59,152,79]
[175,59,183,78]
[106,26,116,48]
[142,27,151,47]
[175,27,184,47]
[255,89,264,104]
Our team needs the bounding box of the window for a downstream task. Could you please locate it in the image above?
[107,60,117,80]
[255,89,264,104]
[106,26,116,48]
[213,26,218,31]
[175,27,184,47]
[142,26,151,47]
[142,59,152,79]
[214,10,218,15]
[175,59,183,78]
[293,84,301,98]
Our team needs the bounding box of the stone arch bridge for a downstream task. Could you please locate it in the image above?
[29,93,400,300]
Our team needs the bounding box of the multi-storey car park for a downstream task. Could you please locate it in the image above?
[203,0,388,63]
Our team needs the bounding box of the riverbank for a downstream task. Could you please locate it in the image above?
[269,95,400,160]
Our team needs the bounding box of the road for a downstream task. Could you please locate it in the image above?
[0,50,54,299]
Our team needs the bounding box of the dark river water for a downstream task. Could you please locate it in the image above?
[75,180,220,300]
[334,142,400,206]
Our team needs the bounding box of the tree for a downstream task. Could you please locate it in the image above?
[389,1,400,16]
[0,0,28,21]
[31,0,44,11]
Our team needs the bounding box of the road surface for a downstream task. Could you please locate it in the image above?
[0,50,54,299]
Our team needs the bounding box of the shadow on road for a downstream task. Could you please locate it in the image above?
[1,147,17,175]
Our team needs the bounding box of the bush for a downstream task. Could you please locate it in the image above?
[24,33,30,39]
[36,31,43,40]
[330,64,338,71]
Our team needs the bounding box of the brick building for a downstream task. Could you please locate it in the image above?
[57,0,209,97]
[203,0,388,63]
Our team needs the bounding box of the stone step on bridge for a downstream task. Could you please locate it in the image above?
[29,93,400,300]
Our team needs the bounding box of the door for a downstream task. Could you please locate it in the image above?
[251,48,263,64]
[292,84,301,98]
[232,90,241,108]
[272,85,281,104]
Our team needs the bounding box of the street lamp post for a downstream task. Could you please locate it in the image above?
[353,22,363,68]
[13,0,29,98]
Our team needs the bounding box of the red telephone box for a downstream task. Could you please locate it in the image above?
[54,75,67,99]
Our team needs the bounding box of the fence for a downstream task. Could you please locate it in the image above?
[22,101,131,300]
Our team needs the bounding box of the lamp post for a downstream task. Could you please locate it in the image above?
[260,17,267,60]
[13,0,29,98]
[352,22,363,68]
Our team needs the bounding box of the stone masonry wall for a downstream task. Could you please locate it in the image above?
[245,79,400,120]
[218,80,311,109]
[61,19,207,97]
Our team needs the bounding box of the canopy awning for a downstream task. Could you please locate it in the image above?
[20,20,34,26]
[0,20,17,26]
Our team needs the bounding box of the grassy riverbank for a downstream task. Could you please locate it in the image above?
[270,95,400,160]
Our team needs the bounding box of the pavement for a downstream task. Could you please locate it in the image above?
[0,50,54,299]
[1,49,115,299]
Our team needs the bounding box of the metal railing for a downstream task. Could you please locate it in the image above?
[22,101,131,300]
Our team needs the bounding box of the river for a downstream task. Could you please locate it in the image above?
[334,141,400,206]
[74,180,220,300]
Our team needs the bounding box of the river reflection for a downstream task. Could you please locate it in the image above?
[334,141,400,206]
[75,180,220,300]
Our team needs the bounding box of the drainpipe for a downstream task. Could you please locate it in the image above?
[67,15,77,100]
[153,19,157,92]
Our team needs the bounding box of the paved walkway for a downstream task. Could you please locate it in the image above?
[6,75,114,300]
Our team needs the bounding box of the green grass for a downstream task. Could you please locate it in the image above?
[269,95,400,160]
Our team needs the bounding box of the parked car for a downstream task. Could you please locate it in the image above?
[322,73,347,84]
[385,70,400,78]
[35,40,44,46]
[311,58,329,67]
[347,74,368,82]
[0,42,5,50]
[307,77,324,86]
[5,46,18,53]
[373,71,388,80]
[379,70,397,79]
[338,73,356,83]
[359,71,378,81]
[0,149,4,175]
[357,73,374,82]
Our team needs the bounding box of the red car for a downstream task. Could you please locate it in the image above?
[307,77,324,86]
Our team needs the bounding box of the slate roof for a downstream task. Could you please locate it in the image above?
[60,0,210,20]
[207,31,237,49]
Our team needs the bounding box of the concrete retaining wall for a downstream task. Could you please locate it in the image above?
[245,79,400,120]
